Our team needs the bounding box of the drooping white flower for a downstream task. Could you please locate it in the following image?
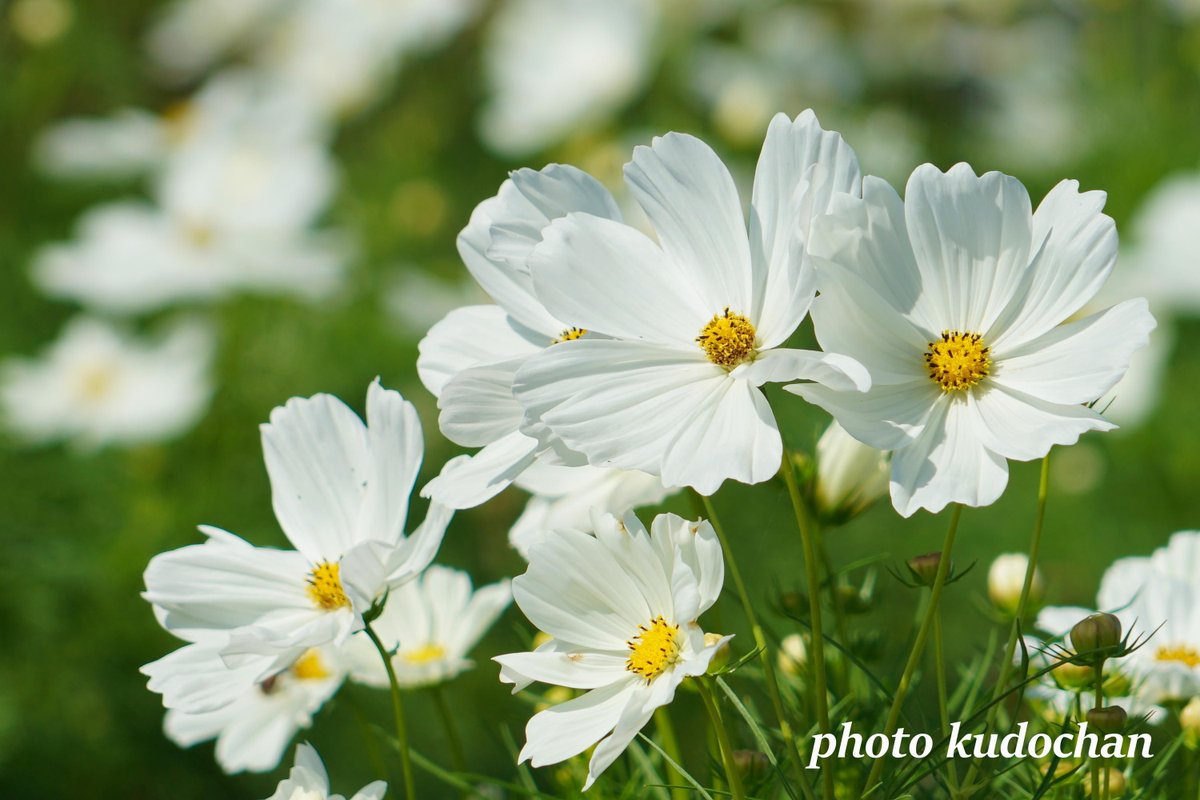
[142,381,450,681]
[417,162,656,511]
[512,111,870,495]
[266,743,386,800]
[1038,531,1200,706]
[156,645,346,774]
[509,462,673,559]
[479,0,659,156]
[813,420,889,521]
[0,316,213,448]
[795,162,1156,516]
[346,565,510,689]
[495,510,729,791]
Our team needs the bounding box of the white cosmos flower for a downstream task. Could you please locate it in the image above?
[418,161,654,510]
[512,111,871,495]
[495,510,729,791]
[509,462,673,559]
[1038,531,1200,706]
[479,0,659,156]
[267,743,386,800]
[794,162,1157,516]
[346,565,510,689]
[0,316,213,448]
[142,381,451,680]
[157,645,346,774]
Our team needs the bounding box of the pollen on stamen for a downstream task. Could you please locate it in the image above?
[553,327,588,344]
[306,561,350,611]
[924,330,991,392]
[625,615,681,682]
[697,308,757,369]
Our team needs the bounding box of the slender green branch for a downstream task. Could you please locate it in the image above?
[1094,666,1105,800]
[654,707,690,800]
[933,608,960,793]
[431,684,467,777]
[364,621,416,800]
[863,503,963,796]
[698,678,746,800]
[780,451,834,800]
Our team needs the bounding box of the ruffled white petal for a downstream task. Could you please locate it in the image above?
[416,304,545,397]
[494,650,630,690]
[518,679,636,768]
[787,380,941,451]
[969,384,1114,462]
[358,380,423,545]
[437,359,525,448]
[420,431,540,509]
[732,347,870,392]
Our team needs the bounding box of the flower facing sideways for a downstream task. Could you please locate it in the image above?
[512,111,871,496]
[142,380,451,693]
[494,510,729,790]
[266,743,385,800]
[795,162,1156,515]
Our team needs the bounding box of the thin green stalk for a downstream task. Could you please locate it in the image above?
[698,678,746,800]
[961,454,1052,795]
[817,531,852,695]
[364,621,416,800]
[780,451,835,800]
[654,707,690,800]
[934,608,960,793]
[1094,665,1106,800]
[863,503,963,796]
[695,491,812,799]
[431,684,467,777]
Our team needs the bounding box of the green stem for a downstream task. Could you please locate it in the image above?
[655,707,690,800]
[863,503,963,796]
[1095,664,1106,800]
[698,678,746,800]
[695,492,813,800]
[961,454,1052,795]
[780,452,835,800]
[817,530,852,695]
[934,607,960,793]
[364,621,416,800]
[431,684,467,777]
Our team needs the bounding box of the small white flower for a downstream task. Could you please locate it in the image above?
[156,646,346,774]
[796,163,1156,516]
[509,462,673,559]
[987,553,1045,616]
[813,420,889,520]
[495,510,729,791]
[1126,173,1200,315]
[142,381,450,681]
[479,0,659,156]
[0,316,213,448]
[346,565,510,689]
[146,0,290,79]
[266,743,386,800]
[512,111,870,495]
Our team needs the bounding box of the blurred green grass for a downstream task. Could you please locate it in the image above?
[3,0,1200,795]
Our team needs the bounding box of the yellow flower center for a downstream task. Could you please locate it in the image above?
[626,616,681,682]
[401,643,447,665]
[76,363,116,402]
[697,308,757,369]
[553,327,588,343]
[306,561,350,611]
[291,649,332,680]
[924,331,991,391]
[1155,644,1200,668]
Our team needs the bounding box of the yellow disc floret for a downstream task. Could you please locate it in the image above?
[291,649,332,680]
[697,308,757,369]
[1155,644,1200,668]
[626,615,681,682]
[306,561,350,611]
[402,643,447,665]
[553,327,588,344]
[925,331,991,391]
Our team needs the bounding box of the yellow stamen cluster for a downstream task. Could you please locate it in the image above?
[626,616,681,682]
[76,364,116,402]
[1155,644,1200,668]
[925,331,991,391]
[697,308,757,369]
[291,649,332,680]
[402,643,447,665]
[306,561,350,611]
[553,327,588,344]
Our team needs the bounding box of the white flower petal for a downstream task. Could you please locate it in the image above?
[732,347,870,392]
[992,298,1156,405]
[787,380,940,451]
[904,163,1034,334]
[494,650,629,690]
[416,305,545,397]
[583,697,656,791]
[420,431,540,509]
[142,642,273,713]
[358,380,423,545]
[625,132,754,314]
[519,679,636,768]
[651,515,724,618]
[969,384,1114,462]
[437,359,525,448]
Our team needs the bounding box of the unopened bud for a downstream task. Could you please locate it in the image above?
[1083,768,1126,797]
[777,633,807,676]
[987,553,1044,616]
[1086,705,1128,734]
[704,632,731,674]
[1181,697,1200,745]
[813,421,889,522]
[906,552,946,587]
[732,750,771,783]
[1071,613,1123,659]
[1051,659,1094,690]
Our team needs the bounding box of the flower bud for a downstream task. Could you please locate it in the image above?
[1083,768,1126,797]
[777,633,807,677]
[1051,659,1095,690]
[704,632,731,674]
[987,553,1044,616]
[1086,705,1128,734]
[1180,697,1200,746]
[906,552,946,587]
[732,750,771,783]
[1071,613,1123,659]
[814,421,889,522]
